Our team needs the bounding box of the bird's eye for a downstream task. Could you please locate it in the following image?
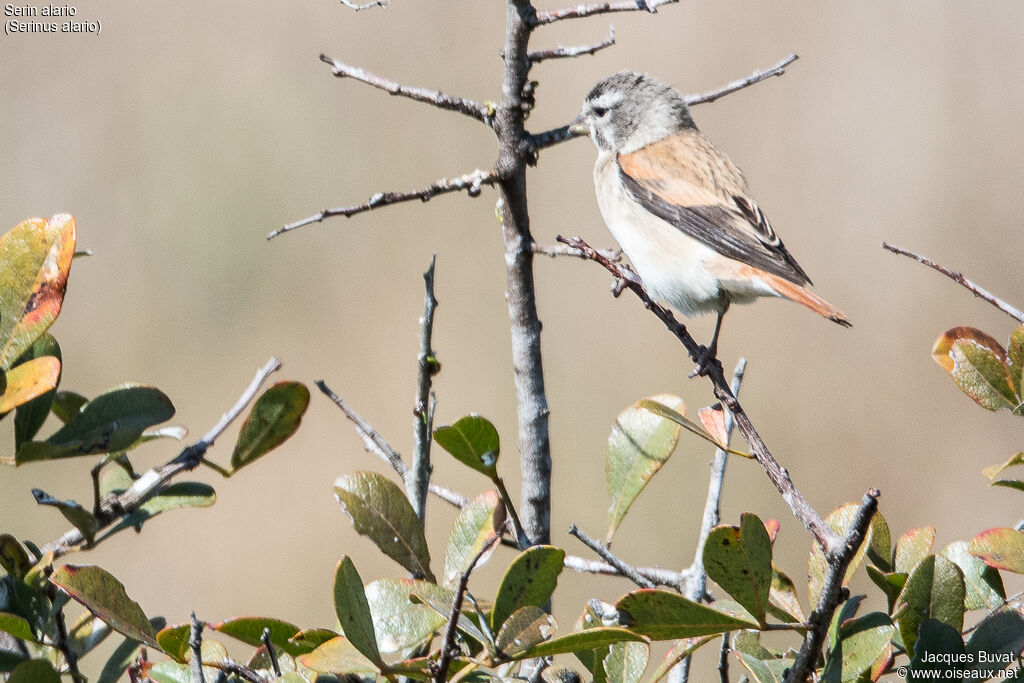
[591,105,609,117]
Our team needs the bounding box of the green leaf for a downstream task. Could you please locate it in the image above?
[932,326,1020,411]
[703,513,773,625]
[733,635,793,683]
[495,605,555,657]
[964,606,1024,674]
[50,564,159,649]
[1007,324,1024,397]
[7,659,60,683]
[156,623,191,661]
[893,555,965,659]
[333,556,383,667]
[365,578,449,653]
[821,611,895,683]
[968,527,1024,574]
[0,534,31,579]
[102,482,216,539]
[31,489,98,545]
[894,526,936,574]
[908,619,965,677]
[615,589,756,639]
[97,619,167,683]
[442,489,504,587]
[516,627,648,660]
[12,333,60,444]
[333,471,434,582]
[212,616,304,656]
[603,640,649,683]
[16,384,175,463]
[51,390,87,423]
[229,381,309,473]
[434,415,501,477]
[288,628,338,652]
[409,590,493,652]
[865,565,907,614]
[768,565,805,623]
[491,545,565,631]
[0,214,76,370]
[0,612,35,641]
[942,541,1006,610]
[982,452,1024,491]
[642,635,717,683]
[809,505,887,606]
[605,395,684,543]
[0,355,59,416]
[299,636,380,675]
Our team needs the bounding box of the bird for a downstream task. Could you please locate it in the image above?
[570,71,850,374]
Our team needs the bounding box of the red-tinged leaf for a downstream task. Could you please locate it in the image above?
[1008,325,1024,397]
[0,214,76,369]
[703,513,773,625]
[763,519,781,544]
[894,527,936,574]
[491,545,565,631]
[606,395,685,543]
[942,541,1005,610]
[12,333,61,445]
[442,489,505,587]
[0,534,31,579]
[615,589,756,640]
[212,617,304,656]
[300,636,379,675]
[0,355,59,415]
[697,403,728,448]
[968,528,1024,574]
[333,557,383,667]
[50,564,159,649]
[229,381,310,473]
[932,326,1019,411]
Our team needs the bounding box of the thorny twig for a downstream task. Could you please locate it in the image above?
[883,242,1024,324]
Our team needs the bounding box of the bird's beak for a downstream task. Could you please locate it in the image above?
[568,113,589,136]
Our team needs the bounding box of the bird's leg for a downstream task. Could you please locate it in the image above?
[689,300,729,378]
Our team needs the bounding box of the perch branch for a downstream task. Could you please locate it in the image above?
[557,235,843,554]
[340,0,388,10]
[533,0,676,25]
[786,489,880,683]
[568,524,658,590]
[40,358,282,560]
[683,53,799,106]
[270,168,501,239]
[410,255,439,523]
[531,241,621,261]
[528,52,800,153]
[527,26,616,63]
[883,242,1024,324]
[320,55,492,124]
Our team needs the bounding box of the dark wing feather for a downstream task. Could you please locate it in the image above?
[618,133,812,286]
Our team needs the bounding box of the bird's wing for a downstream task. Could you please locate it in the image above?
[617,131,812,286]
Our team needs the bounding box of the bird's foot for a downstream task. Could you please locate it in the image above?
[688,344,722,378]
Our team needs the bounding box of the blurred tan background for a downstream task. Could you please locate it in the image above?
[2,0,1023,677]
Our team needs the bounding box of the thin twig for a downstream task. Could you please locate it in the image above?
[340,0,388,9]
[718,632,730,683]
[270,168,501,239]
[435,531,505,683]
[568,524,657,590]
[683,54,799,106]
[786,489,880,683]
[189,613,205,683]
[320,55,492,124]
[883,242,1024,324]
[317,380,409,477]
[261,627,281,678]
[528,26,616,63]
[531,241,622,262]
[410,255,440,523]
[562,554,684,587]
[40,358,282,560]
[52,589,85,683]
[675,359,746,683]
[493,475,529,550]
[558,235,843,554]
[529,52,800,154]
[533,0,675,25]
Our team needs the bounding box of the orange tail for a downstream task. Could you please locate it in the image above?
[761,272,852,327]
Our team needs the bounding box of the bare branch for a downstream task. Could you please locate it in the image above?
[684,53,799,105]
[189,613,205,683]
[40,358,282,560]
[320,54,492,124]
[532,241,622,261]
[340,0,388,10]
[568,524,658,590]
[529,52,800,154]
[409,255,439,523]
[557,235,844,554]
[316,380,409,478]
[562,554,685,587]
[261,627,282,678]
[528,26,616,63]
[534,0,676,25]
[786,489,881,683]
[883,242,1024,324]
[270,168,501,239]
